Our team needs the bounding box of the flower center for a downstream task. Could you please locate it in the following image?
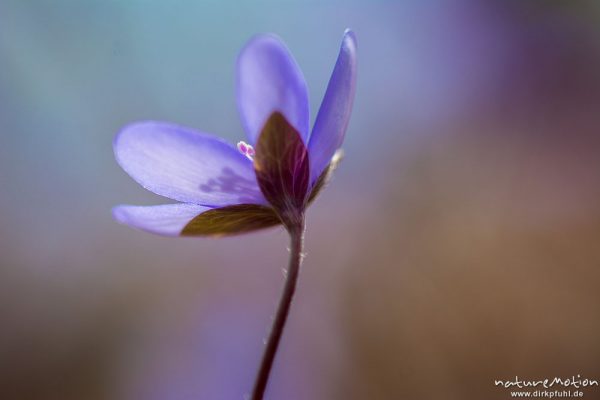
[237,141,255,161]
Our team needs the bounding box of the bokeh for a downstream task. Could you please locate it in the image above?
[1,1,600,399]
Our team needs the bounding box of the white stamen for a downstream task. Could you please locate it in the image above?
[237,141,255,161]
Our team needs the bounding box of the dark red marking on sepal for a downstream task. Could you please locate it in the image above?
[253,112,310,228]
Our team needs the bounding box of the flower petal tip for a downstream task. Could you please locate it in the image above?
[112,205,129,224]
[343,29,357,44]
[111,204,214,237]
[236,32,310,145]
[113,121,162,169]
[112,205,149,232]
[342,29,357,56]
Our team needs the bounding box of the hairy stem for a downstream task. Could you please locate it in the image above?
[250,218,305,400]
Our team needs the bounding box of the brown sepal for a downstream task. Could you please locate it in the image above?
[181,204,281,237]
[253,112,310,227]
[307,149,344,204]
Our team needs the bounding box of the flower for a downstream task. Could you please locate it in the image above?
[113,30,357,236]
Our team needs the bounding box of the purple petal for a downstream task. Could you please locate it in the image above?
[113,204,210,237]
[114,121,266,206]
[236,34,309,145]
[308,29,357,184]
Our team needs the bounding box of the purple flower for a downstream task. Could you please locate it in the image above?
[113,30,357,236]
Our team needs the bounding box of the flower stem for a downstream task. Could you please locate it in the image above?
[250,217,305,400]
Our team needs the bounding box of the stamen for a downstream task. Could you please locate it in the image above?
[237,141,255,161]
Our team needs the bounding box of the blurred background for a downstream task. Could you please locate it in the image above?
[1,1,600,399]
